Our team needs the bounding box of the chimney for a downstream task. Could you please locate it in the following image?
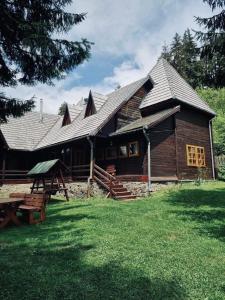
[40,99,43,122]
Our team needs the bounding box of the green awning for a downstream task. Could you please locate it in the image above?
[27,159,59,176]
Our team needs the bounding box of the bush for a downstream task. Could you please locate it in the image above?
[217,164,225,180]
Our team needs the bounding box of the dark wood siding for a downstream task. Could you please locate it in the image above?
[144,117,177,177]
[175,107,213,179]
[116,86,147,130]
[96,133,146,176]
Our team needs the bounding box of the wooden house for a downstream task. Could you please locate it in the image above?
[0,58,216,197]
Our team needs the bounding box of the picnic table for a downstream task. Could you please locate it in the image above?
[0,198,24,229]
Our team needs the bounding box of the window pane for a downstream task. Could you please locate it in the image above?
[129,142,139,157]
[119,145,127,158]
[186,144,206,167]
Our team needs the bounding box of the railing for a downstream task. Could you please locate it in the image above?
[71,164,90,180]
[93,164,117,197]
[0,170,29,178]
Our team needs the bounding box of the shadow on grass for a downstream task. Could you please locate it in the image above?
[166,186,225,241]
[0,203,187,300]
[0,243,187,299]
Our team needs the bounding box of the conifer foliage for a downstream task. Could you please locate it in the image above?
[0,0,91,122]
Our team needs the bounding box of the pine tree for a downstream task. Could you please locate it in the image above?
[182,29,201,88]
[195,0,225,88]
[0,0,92,122]
[170,33,184,73]
[58,102,68,116]
[161,43,171,61]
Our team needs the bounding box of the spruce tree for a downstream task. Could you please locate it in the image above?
[58,102,68,116]
[0,0,91,122]
[196,0,225,87]
[182,29,201,88]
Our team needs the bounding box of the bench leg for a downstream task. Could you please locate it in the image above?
[28,211,36,225]
[40,209,46,222]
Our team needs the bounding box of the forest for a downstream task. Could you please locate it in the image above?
[161,0,225,156]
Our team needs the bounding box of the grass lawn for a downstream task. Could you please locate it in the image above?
[1,182,225,299]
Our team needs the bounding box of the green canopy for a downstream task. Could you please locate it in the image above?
[27,159,59,176]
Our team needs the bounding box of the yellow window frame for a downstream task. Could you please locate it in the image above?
[186,144,206,167]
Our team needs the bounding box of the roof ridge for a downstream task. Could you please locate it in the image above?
[162,58,213,110]
[90,76,149,136]
[107,76,147,96]
[160,58,175,99]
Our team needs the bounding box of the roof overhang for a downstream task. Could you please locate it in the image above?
[110,106,180,137]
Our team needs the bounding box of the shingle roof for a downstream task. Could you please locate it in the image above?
[0,58,215,151]
[36,76,149,149]
[91,92,108,111]
[140,58,216,115]
[0,112,60,151]
[68,98,86,121]
[111,106,180,136]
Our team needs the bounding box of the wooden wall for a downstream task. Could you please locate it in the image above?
[146,117,177,177]
[116,86,146,130]
[175,107,213,179]
[96,134,146,176]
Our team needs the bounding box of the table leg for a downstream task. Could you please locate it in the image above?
[0,215,10,229]
[0,206,21,228]
[8,208,21,226]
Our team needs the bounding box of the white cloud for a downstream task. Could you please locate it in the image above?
[3,0,214,114]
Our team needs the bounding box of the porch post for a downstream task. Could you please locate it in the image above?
[70,146,73,178]
[143,128,152,194]
[209,119,216,180]
[2,150,6,181]
[87,136,95,197]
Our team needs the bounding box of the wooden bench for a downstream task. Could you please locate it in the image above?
[9,193,47,225]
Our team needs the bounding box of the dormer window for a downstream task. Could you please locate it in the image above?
[84,91,97,118]
[62,104,71,126]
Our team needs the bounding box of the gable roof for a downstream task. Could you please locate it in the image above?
[111,106,180,136]
[0,112,60,151]
[140,58,216,115]
[68,98,86,122]
[36,76,150,149]
[0,58,216,151]
[92,92,108,111]
[27,159,59,176]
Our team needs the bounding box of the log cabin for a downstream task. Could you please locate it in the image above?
[0,58,216,198]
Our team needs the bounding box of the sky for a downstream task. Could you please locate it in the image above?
[5,0,213,114]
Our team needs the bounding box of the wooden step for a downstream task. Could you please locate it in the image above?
[115,195,136,200]
[113,191,133,197]
[112,187,127,192]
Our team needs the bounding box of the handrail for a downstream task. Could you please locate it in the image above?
[94,168,110,183]
[93,164,117,198]
[94,176,110,192]
[94,164,116,181]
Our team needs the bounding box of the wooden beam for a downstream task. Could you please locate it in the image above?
[2,150,6,181]
[174,115,179,179]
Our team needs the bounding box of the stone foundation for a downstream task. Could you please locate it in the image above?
[0,183,31,197]
[0,181,176,199]
[122,181,176,197]
[65,182,105,199]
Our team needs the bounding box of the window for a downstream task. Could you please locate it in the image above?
[128,141,139,157]
[186,145,206,167]
[118,145,128,158]
[105,147,117,160]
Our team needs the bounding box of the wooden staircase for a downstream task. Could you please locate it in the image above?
[93,164,136,200]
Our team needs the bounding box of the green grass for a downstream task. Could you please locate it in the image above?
[1,182,225,299]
